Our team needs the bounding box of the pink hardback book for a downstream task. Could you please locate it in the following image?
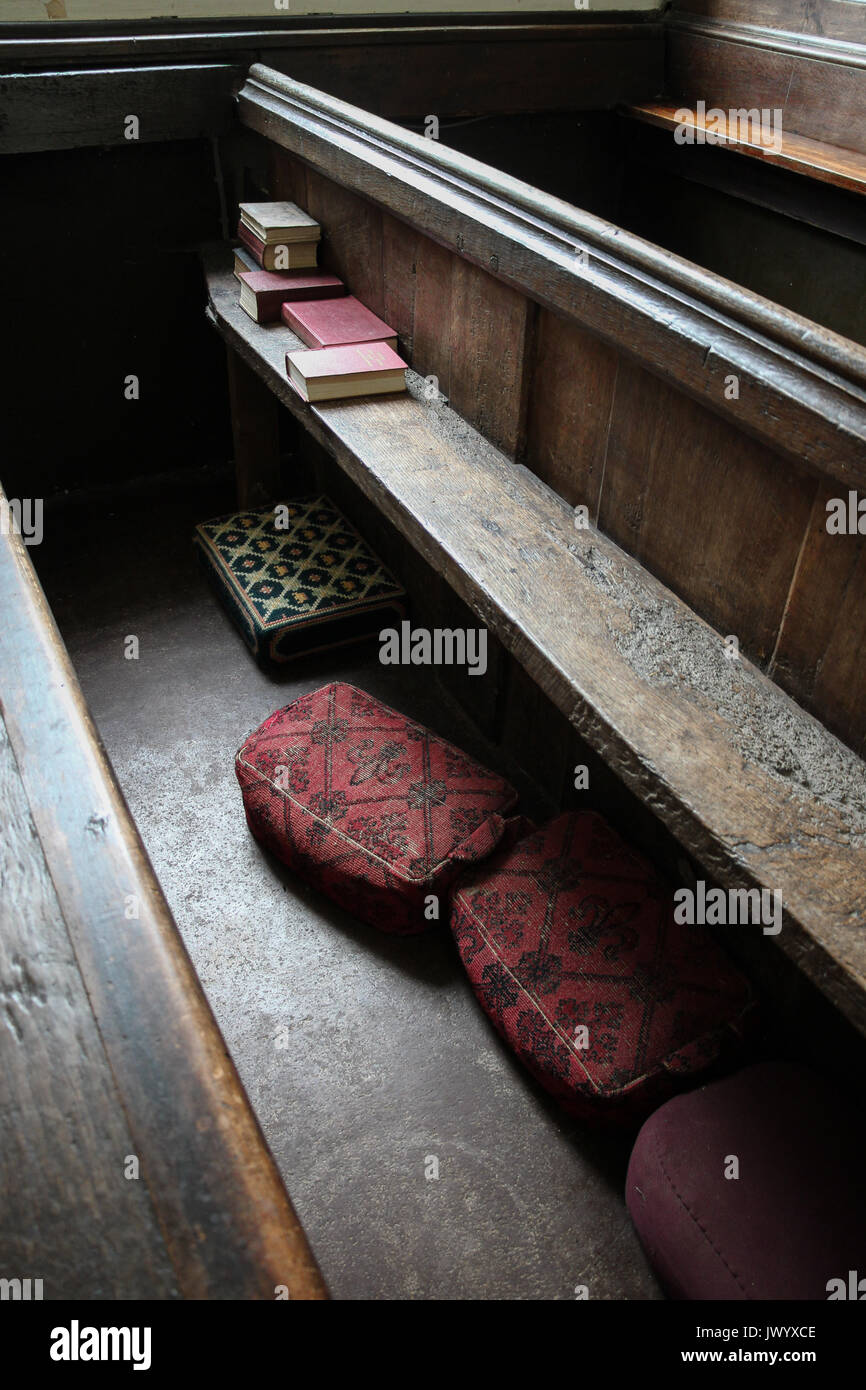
[238,269,345,323]
[286,341,407,402]
[281,295,397,350]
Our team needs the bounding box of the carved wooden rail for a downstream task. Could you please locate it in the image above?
[238,63,866,488]
[237,64,866,762]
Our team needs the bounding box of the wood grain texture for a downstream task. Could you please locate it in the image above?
[270,145,309,207]
[524,309,619,515]
[303,164,385,318]
[666,16,866,155]
[599,361,817,665]
[239,65,866,488]
[670,0,809,25]
[670,1,866,54]
[0,715,179,1301]
[0,501,327,1301]
[627,102,866,195]
[0,18,664,66]
[786,57,866,157]
[448,258,533,459]
[805,0,866,44]
[412,234,456,399]
[667,28,795,111]
[206,249,866,1039]
[272,147,532,458]
[770,486,866,757]
[381,211,419,361]
[0,21,663,153]
[0,66,238,154]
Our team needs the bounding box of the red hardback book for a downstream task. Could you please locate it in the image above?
[286,341,407,403]
[238,269,345,324]
[281,295,398,350]
[237,221,318,271]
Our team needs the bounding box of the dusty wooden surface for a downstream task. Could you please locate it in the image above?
[238,63,866,489]
[0,712,179,1300]
[264,134,866,752]
[0,499,328,1300]
[206,250,866,1040]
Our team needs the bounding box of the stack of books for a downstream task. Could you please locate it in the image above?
[234,199,345,324]
[237,200,321,271]
[232,197,408,404]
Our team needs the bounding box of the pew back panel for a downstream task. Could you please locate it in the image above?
[244,66,866,755]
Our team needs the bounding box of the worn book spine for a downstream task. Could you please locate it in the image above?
[241,272,346,324]
[237,222,318,271]
[233,246,259,280]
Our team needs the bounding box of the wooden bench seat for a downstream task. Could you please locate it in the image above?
[0,497,327,1300]
[205,249,866,1041]
[625,102,866,198]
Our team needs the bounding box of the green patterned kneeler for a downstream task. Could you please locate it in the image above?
[193,496,406,664]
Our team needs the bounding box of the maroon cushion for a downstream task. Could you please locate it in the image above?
[626,1061,866,1300]
[449,811,757,1122]
[236,682,519,934]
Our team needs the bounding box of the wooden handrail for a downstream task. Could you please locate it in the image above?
[238,62,866,487]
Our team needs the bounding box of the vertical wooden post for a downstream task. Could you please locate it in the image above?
[225,345,282,508]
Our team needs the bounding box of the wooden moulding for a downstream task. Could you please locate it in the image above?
[236,63,866,489]
[0,17,664,64]
[667,9,866,73]
[665,9,866,158]
[205,251,866,1041]
[0,496,328,1301]
[0,19,663,147]
[0,65,240,153]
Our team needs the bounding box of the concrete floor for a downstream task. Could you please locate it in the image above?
[35,466,663,1301]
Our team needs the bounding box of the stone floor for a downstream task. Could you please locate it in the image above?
[33,464,662,1301]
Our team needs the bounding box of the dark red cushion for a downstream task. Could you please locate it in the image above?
[236,682,519,934]
[449,811,757,1121]
[626,1061,866,1300]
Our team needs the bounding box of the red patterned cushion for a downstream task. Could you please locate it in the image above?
[236,682,519,934]
[449,812,757,1122]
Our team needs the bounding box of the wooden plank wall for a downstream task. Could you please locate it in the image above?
[270,144,866,760]
[668,0,866,155]
[0,20,664,154]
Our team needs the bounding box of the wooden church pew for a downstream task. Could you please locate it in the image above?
[624,101,866,197]
[203,66,866,1045]
[0,493,327,1301]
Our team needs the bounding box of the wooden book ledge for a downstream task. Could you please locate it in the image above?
[205,248,866,1041]
[625,102,866,198]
